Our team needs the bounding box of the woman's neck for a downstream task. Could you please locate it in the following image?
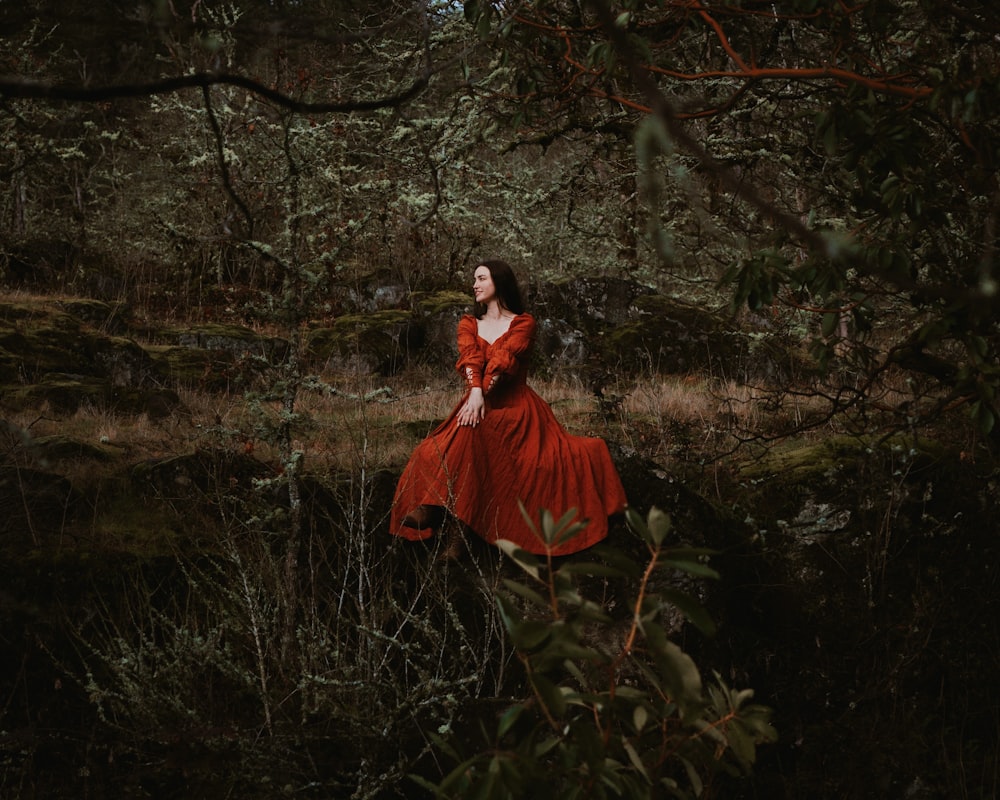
[482,301,511,320]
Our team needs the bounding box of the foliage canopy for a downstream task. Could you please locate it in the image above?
[1,0,998,438]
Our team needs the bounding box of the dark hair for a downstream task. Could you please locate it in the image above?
[472,259,525,319]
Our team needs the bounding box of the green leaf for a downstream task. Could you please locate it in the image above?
[622,737,651,783]
[540,507,556,544]
[501,578,549,609]
[476,10,492,39]
[660,559,720,580]
[973,401,995,435]
[495,593,521,633]
[625,506,648,536]
[510,619,551,651]
[823,118,838,154]
[821,310,840,338]
[655,640,704,720]
[497,703,526,737]
[680,756,704,797]
[557,561,628,578]
[530,673,567,718]
[726,721,756,767]
[407,773,440,793]
[737,705,779,743]
[660,588,717,637]
[495,538,541,579]
[550,510,588,548]
[538,638,602,663]
[647,507,671,545]
[534,735,561,758]
[439,755,479,794]
[590,544,643,578]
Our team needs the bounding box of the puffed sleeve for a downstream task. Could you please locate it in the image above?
[455,314,484,389]
[484,314,536,393]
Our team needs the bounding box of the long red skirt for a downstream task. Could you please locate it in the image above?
[390,381,627,555]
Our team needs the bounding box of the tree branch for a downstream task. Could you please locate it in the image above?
[585,0,829,253]
[0,69,429,113]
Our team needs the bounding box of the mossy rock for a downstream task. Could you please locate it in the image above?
[145,344,242,390]
[56,298,130,333]
[157,323,288,361]
[88,494,186,556]
[109,387,181,419]
[86,333,157,387]
[0,465,80,547]
[415,290,471,315]
[0,301,41,323]
[531,277,653,333]
[2,375,110,413]
[600,296,738,373]
[27,434,122,463]
[0,341,26,382]
[738,433,948,485]
[307,310,416,374]
[0,308,92,381]
[132,448,275,498]
[1,376,180,418]
[0,299,157,386]
[733,433,965,537]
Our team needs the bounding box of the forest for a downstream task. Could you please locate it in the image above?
[1,1,998,798]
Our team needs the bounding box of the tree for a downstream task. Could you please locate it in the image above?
[459,0,1000,440]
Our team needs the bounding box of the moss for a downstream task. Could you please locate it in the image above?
[307,310,415,373]
[332,310,413,331]
[2,376,110,413]
[0,302,43,322]
[633,293,727,330]
[0,344,24,382]
[156,323,287,360]
[415,291,471,315]
[159,321,258,341]
[0,308,91,381]
[145,343,236,388]
[29,435,121,463]
[56,298,130,332]
[738,433,951,484]
[89,494,184,556]
[110,387,181,418]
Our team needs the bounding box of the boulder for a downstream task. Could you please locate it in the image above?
[0,465,80,547]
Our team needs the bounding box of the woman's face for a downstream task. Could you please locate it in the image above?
[473,266,496,305]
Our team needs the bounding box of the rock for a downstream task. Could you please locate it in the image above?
[26,434,121,464]
[87,334,157,387]
[0,465,80,546]
[145,344,243,390]
[160,323,288,362]
[56,299,130,333]
[132,448,275,497]
[307,310,417,375]
[3,374,109,413]
[0,305,89,382]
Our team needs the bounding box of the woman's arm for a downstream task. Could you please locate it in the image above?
[483,314,536,393]
[455,315,484,389]
[455,315,486,426]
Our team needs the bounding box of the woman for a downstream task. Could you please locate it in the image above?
[390,259,627,557]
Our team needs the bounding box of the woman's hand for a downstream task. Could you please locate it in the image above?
[457,387,485,427]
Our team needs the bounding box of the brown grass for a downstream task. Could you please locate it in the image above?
[5,359,934,483]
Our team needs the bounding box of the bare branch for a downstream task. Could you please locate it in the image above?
[0,69,429,113]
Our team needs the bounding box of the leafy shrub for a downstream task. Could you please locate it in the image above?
[415,505,776,799]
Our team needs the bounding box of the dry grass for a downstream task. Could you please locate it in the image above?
[5,359,935,483]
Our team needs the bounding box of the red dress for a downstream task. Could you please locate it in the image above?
[390,313,627,555]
